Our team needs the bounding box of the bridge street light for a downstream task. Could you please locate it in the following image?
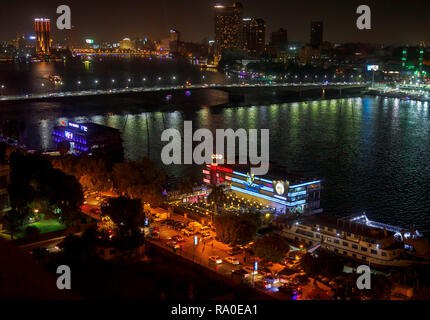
[94,80,98,91]
[77,81,81,91]
[0,84,4,96]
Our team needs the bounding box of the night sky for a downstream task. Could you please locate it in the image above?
[0,0,429,45]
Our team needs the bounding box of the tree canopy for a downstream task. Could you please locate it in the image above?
[214,213,257,245]
[8,152,84,227]
[253,234,290,263]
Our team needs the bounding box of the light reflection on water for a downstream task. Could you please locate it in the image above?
[4,96,430,233]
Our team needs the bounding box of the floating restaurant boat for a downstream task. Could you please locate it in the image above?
[273,213,430,268]
[49,75,62,84]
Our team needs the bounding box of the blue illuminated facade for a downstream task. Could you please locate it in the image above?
[203,164,322,214]
[52,121,122,156]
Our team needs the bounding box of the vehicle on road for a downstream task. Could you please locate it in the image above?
[242,266,258,276]
[279,275,290,284]
[232,269,248,279]
[264,275,280,284]
[255,280,272,290]
[225,256,240,265]
[27,247,48,258]
[172,235,185,242]
[198,226,211,234]
[54,241,66,251]
[150,233,160,240]
[259,267,272,276]
[200,233,212,241]
[166,241,180,249]
[90,208,101,214]
[182,228,196,237]
[228,246,242,255]
[208,256,223,264]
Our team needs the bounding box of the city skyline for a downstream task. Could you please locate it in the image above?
[1,0,430,45]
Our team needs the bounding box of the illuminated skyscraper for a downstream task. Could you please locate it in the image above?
[214,2,244,57]
[169,29,181,55]
[310,21,323,48]
[34,18,51,55]
[243,18,266,57]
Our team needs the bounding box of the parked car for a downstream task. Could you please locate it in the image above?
[255,280,272,290]
[264,275,280,284]
[172,235,185,242]
[208,256,223,264]
[228,246,242,255]
[150,233,160,240]
[279,275,290,284]
[259,267,272,276]
[27,247,48,258]
[242,266,258,276]
[198,226,211,234]
[54,241,66,251]
[166,241,180,249]
[225,256,240,265]
[200,233,212,241]
[232,269,248,279]
[152,227,160,234]
[182,228,196,236]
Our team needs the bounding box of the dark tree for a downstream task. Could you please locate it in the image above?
[1,210,21,240]
[214,213,257,245]
[111,158,165,206]
[253,235,290,263]
[101,196,145,239]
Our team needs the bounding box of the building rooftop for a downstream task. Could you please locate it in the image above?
[298,214,394,240]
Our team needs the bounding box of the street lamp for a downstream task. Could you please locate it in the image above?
[77,81,81,91]
[0,84,4,96]
[111,79,115,90]
[94,80,98,91]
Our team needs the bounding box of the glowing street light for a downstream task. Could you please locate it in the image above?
[94,80,98,90]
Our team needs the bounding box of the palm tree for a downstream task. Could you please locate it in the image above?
[206,184,227,226]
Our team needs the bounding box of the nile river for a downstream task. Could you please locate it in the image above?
[1,60,430,234]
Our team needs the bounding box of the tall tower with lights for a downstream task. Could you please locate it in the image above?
[34,18,51,55]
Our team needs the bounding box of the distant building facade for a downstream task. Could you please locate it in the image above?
[269,28,288,58]
[243,18,266,57]
[310,21,323,48]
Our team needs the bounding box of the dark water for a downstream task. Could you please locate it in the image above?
[0,58,225,95]
[1,95,430,234]
[1,60,430,233]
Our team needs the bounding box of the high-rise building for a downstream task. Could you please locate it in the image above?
[270,28,288,57]
[34,18,51,55]
[169,29,181,55]
[214,2,244,57]
[243,18,266,57]
[65,26,77,50]
[310,21,323,48]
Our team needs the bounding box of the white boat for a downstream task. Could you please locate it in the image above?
[273,213,430,268]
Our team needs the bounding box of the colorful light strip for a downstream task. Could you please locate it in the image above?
[289,180,322,189]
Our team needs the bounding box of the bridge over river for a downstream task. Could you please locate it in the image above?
[0,82,368,104]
